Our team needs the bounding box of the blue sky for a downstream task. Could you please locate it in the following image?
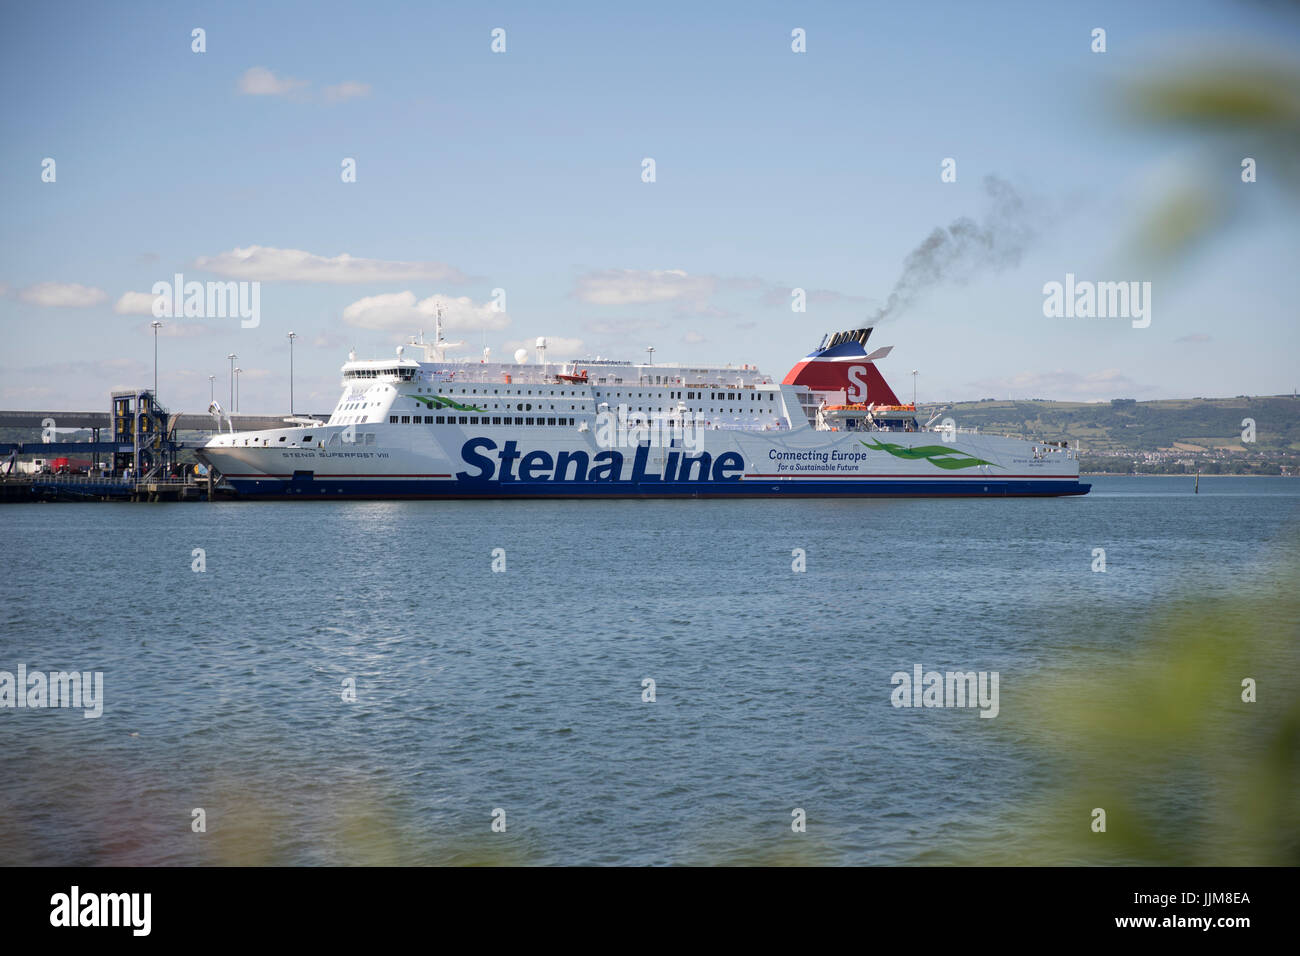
[2,0,1298,413]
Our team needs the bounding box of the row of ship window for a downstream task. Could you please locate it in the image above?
[428,388,586,397]
[591,391,773,401]
[391,415,579,426]
[427,387,774,402]
[666,391,774,401]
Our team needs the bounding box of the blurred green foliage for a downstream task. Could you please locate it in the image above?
[1118,36,1300,263]
[979,544,1300,865]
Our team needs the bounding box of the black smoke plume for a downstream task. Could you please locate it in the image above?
[869,175,1034,324]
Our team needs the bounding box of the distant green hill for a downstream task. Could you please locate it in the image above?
[923,395,1299,454]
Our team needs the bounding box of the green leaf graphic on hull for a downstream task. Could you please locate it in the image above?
[406,393,485,412]
[859,438,1000,470]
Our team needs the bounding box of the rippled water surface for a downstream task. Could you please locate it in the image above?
[1,476,1296,865]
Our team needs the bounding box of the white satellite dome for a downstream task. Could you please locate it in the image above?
[514,348,529,364]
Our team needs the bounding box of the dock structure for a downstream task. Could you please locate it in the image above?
[0,474,217,502]
[112,389,180,478]
[0,408,323,433]
[0,390,327,502]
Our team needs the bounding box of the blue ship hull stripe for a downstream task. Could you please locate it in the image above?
[224,477,1091,498]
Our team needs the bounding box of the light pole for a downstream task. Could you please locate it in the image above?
[208,374,215,404]
[911,369,918,406]
[287,331,297,416]
[227,353,237,411]
[151,320,163,398]
[234,367,242,413]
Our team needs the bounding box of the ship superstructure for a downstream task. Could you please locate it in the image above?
[198,327,1090,498]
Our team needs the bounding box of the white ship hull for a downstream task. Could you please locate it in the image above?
[198,325,1090,498]
[199,422,1088,498]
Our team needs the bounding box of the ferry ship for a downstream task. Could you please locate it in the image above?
[197,323,1090,498]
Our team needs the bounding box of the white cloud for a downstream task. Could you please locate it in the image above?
[135,320,208,338]
[502,337,585,360]
[687,303,736,319]
[323,81,372,102]
[193,245,467,284]
[581,317,669,336]
[114,291,158,315]
[238,69,371,103]
[760,286,870,308]
[682,330,707,344]
[573,269,717,307]
[572,268,764,316]
[18,282,108,307]
[238,67,308,97]
[0,357,144,405]
[342,292,510,332]
[311,331,353,350]
[966,368,1154,402]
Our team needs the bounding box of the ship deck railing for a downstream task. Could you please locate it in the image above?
[2,474,205,488]
[426,374,775,388]
[810,422,1079,452]
[925,428,1081,456]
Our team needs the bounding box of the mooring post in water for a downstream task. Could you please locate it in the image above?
[1195,471,1199,494]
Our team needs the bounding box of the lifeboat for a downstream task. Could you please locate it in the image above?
[555,369,588,384]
